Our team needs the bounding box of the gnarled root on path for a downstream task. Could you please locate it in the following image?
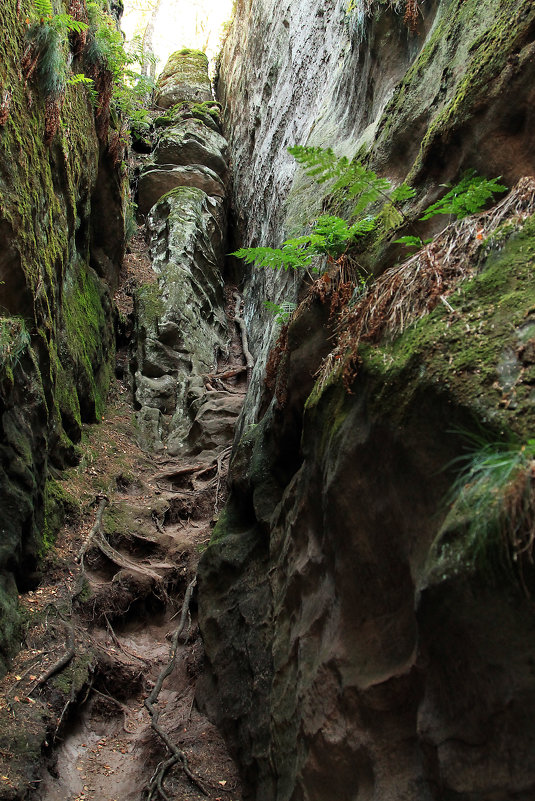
[144,577,209,801]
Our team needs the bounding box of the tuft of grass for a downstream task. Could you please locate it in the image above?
[444,432,535,592]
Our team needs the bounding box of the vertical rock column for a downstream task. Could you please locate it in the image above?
[134,51,239,459]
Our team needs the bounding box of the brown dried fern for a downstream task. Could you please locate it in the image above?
[314,177,535,391]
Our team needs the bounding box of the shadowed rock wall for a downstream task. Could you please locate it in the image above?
[197,1,535,799]
[0,0,126,675]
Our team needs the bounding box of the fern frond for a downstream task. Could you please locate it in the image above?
[289,145,412,219]
[421,171,507,220]
[231,245,313,271]
[67,73,93,86]
[52,13,89,33]
[390,183,417,203]
[33,0,53,17]
[288,145,343,183]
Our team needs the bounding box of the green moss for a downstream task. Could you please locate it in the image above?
[52,649,94,696]
[61,260,114,421]
[135,281,163,330]
[176,48,207,58]
[158,49,210,89]
[42,477,78,554]
[356,213,535,440]
[372,0,535,182]
[209,505,233,545]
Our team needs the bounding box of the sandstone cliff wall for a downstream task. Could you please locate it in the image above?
[0,0,126,674]
[198,1,535,799]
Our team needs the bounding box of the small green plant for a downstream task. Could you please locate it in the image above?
[420,170,507,221]
[67,72,98,104]
[264,300,297,325]
[0,317,31,381]
[444,432,535,591]
[289,145,416,217]
[85,3,155,133]
[232,214,376,272]
[394,234,432,249]
[31,0,88,34]
[22,0,90,140]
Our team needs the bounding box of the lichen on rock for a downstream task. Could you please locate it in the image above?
[154,49,213,109]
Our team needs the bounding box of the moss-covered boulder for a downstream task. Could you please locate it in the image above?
[154,118,228,176]
[154,50,213,109]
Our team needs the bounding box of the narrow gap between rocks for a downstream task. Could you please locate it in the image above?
[0,53,245,801]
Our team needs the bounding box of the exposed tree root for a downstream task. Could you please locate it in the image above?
[214,446,232,514]
[28,625,75,696]
[104,614,149,664]
[154,462,213,484]
[155,451,229,493]
[92,688,138,734]
[203,365,247,392]
[144,577,209,800]
[93,529,173,584]
[77,495,109,566]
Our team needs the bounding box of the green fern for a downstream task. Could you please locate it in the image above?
[232,213,376,271]
[67,73,98,105]
[236,144,508,282]
[33,0,53,17]
[421,170,507,220]
[86,2,127,78]
[31,0,88,33]
[232,242,314,271]
[27,1,89,100]
[394,235,432,249]
[288,144,416,217]
[264,300,297,324]
[52,13,89,34]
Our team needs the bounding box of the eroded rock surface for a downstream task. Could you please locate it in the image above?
[154,49,213,109]
[134,186,229,454]
[133,50,244,464]
[197,1,535,799]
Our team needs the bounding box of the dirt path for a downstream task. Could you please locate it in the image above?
[0,228,247,801]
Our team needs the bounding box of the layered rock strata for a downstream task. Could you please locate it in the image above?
[133,52,240,459]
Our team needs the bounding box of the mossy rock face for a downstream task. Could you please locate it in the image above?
[154,50,212,109]
[0,0,125,673]
[154,100,222,133]
[355,212,535,444]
